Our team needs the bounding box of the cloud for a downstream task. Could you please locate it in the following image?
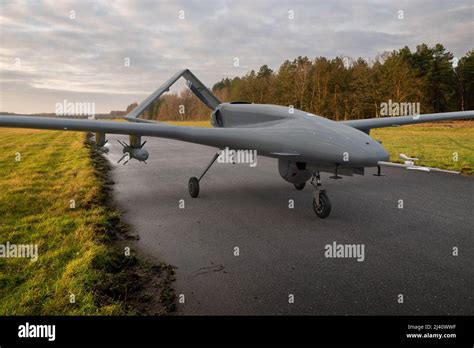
[0,0,472,113]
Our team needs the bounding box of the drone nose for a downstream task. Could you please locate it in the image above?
[368,140,389,164]
[347,138,389,167]
[330,124,389,167]
[378,146,390,162]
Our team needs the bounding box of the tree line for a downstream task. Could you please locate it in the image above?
[133,43,473,121]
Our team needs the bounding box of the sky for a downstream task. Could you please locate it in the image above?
[0,0,472,114]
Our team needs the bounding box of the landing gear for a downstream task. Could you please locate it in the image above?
[188,177,200,198]
[310,171,332,218]
[188,151,220,198]
[313,191,331,218]
[294,182,306,190]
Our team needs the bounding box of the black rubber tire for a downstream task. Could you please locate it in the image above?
[294,182,306,191]
[188,177,200,198]
[313,192,331,218]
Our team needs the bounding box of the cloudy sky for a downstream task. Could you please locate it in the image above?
[0,0,472,114]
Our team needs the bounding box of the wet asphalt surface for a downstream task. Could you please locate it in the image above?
[107,135,474,315]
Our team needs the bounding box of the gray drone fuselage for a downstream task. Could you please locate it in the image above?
[211,102,389,177]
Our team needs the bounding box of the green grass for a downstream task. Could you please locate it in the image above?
[372,122,474,174]
[165,120,211,127]
[0,129,162,315]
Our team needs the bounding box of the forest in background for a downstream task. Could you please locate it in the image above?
[128,44,473,121]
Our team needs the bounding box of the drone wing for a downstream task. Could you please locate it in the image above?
[0,115,244,148]
[341,111,473,133]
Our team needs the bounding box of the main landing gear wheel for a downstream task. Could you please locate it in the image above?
[294,182,306,190]
[313,191,331,218]
[188,177,200,198]
[188,151,220,199]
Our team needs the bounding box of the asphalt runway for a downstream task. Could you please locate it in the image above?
[107,135,474,315]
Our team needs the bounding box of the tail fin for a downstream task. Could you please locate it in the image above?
[125,69,221,123]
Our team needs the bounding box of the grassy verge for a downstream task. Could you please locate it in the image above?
[165,120,211,127]
[165,120,474,174]
[0,129,175,315]
[372,121,474,175]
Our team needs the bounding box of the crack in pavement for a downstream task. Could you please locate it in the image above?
[188,265,225,278]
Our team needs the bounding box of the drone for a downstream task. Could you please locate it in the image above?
[1,69,472,218]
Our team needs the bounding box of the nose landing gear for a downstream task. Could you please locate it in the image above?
[310,172,331,218]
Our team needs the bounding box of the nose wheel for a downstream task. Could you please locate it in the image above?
[313,190,331,218]
[310,172,332,218]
